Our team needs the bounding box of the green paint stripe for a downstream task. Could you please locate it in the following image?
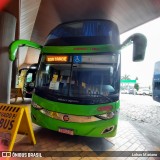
[42,44,120,54]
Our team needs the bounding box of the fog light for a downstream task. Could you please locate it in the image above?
[31,114,37,121]
[102,126,114,134]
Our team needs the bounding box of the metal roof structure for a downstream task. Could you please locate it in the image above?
[3,0,160,67]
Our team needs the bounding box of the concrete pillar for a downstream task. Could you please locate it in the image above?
[0,12,16,103]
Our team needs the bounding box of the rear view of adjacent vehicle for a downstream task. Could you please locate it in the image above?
[23,63,38,98]
[153,61,160,102]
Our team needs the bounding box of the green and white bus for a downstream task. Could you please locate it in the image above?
[9,20,147,137]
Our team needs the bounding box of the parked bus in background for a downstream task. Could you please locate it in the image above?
[153,61,160,102]
[9,19,147,137]
[17,68,28,89]
[23,63,38,98]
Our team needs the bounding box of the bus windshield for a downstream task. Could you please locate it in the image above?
[35,53,120,104]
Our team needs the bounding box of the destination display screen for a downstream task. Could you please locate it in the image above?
[46,55,68,63]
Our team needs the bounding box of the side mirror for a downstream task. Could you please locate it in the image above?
[9,39,42,61]
[121,33,147,62]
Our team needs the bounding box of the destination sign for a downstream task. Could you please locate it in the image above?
[46,55,68,62]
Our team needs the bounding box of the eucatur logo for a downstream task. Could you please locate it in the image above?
[63,115,69,122]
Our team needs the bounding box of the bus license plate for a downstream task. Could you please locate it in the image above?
[58,128,74,135]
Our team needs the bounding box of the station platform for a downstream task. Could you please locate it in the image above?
[9,98,160,160]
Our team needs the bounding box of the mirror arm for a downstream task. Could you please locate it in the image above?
[120,33,147,61]
[9,39,42,61]
[120,33,147,49]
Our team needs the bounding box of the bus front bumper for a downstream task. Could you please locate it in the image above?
[31,107,118,138]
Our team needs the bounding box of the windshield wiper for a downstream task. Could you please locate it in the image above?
[78,94,113,103]
[95,94,114,103]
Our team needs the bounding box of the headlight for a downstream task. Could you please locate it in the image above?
[29,82,34,87]
[31,101,43,110]
[95,111,117,120]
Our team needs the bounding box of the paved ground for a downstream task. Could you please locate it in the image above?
[120,94,160,148]
[4,96,160,160]
[120,94,160,125]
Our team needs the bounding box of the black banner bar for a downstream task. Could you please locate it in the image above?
[0,151,160,158]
